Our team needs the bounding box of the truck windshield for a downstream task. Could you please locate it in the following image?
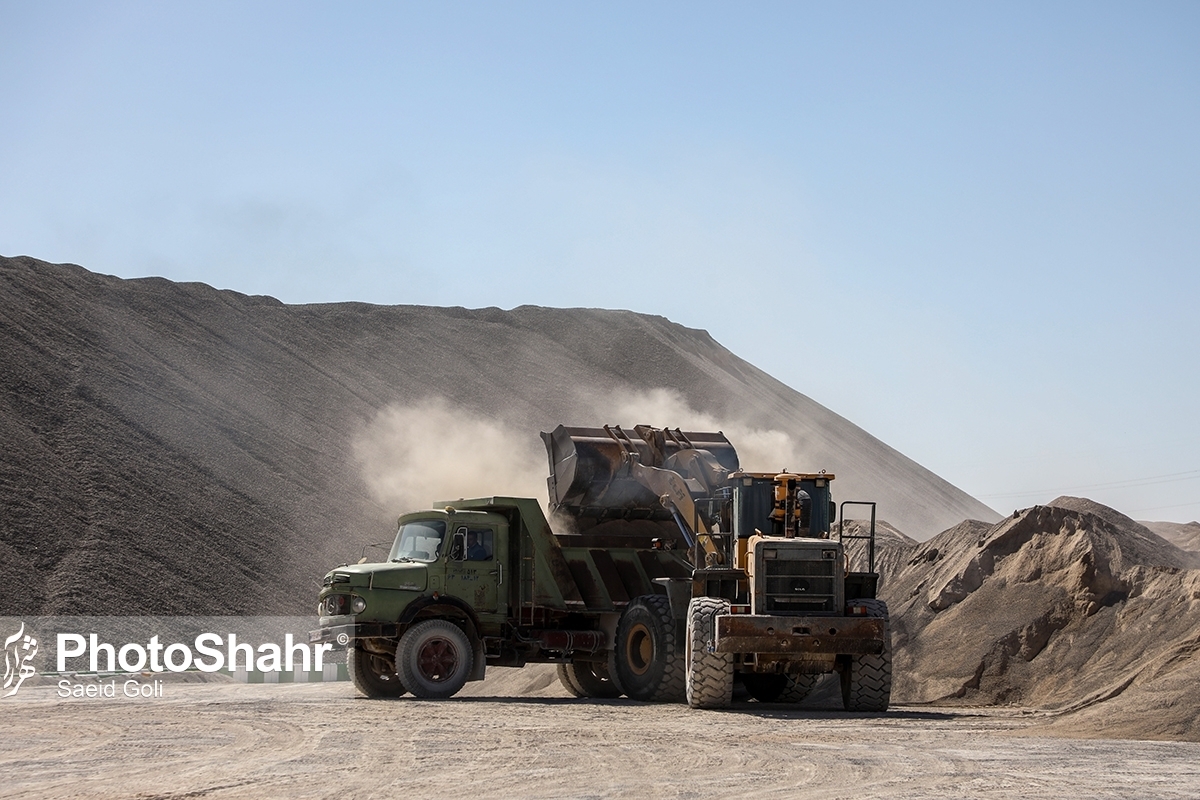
[389,520,446,563]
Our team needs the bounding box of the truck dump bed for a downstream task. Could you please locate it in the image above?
[443,497,692,618]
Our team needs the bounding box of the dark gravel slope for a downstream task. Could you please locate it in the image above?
[0,256,997,614]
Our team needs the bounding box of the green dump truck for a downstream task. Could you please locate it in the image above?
[311,424,890,709]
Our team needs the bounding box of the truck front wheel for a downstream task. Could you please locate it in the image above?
[396,619,474,699]
[686,596,733,709]
[610,595,685,702]
[348,643,407,698]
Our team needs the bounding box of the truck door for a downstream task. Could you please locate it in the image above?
[445,523,508,623]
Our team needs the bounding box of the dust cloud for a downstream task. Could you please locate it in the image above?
[585,387,805,473]
[353,399,548,514]
[354,389,811,518]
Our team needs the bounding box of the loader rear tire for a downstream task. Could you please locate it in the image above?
[777,673,820,703]
[686,597,733,709]
[740,673,786,702]
[741,672,819,703]
[839,599,892,712]
[557,662,622,699]
[611,595,685,702]
[396,619,473,699]
[348,643,407,698]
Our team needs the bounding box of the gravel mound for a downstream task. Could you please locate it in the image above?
[1141,520,1200,558]
[884,498,1200,740]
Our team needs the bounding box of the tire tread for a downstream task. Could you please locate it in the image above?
[686,597,733,709]
[841,598,892,712]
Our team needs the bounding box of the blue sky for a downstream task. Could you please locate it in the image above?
[2,1,1198,523]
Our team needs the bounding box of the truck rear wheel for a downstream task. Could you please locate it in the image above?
[685,597,733,709]
[396,619,474,699]
[611,595,685,702]
[557,662,622,699]
[348,643,407,698]
[839,599,892,712]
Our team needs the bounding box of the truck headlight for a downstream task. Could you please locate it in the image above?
[320,594,365,616]
[322,595,349,616]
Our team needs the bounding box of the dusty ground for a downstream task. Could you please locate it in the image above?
[4,677,1200,800]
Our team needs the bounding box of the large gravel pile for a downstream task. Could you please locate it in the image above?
[0,255,994,615]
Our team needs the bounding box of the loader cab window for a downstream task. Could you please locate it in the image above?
[451,527,494,561]
[389,520,445,563]
[794,491,812,537]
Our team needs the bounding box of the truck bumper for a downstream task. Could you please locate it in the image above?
[308,621,398,648]
[714,615,886,656]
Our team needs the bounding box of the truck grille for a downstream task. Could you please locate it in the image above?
[762,556,837,614]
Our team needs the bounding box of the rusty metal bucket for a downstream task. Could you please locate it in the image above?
[542,425,739,519]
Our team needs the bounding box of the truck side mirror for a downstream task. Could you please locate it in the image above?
[450,527,467,561]
[829,501,837,524]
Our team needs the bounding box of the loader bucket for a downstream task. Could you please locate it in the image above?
[542,425,739,519]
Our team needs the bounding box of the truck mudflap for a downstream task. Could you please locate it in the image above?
[309,622,398,648]
[714,615,885,656]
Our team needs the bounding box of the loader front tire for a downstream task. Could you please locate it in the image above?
[741,673,786,702]
[839,599,892,712]
[741,672,819,703]
[685,597,733,709]
[611,595,685,702]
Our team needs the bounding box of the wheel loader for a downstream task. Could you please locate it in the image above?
[311,424,890,710]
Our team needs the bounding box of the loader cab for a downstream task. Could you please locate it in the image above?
[729,472,835,541]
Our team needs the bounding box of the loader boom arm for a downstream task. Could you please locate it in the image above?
[628,461,723,564]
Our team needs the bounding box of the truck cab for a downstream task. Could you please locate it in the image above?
[313,506,511,698]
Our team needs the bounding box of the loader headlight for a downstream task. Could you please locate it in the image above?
[351,596,367,614]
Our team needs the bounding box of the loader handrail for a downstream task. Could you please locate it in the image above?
[836,500,877,574]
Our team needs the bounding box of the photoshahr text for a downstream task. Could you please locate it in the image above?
[56,633,333,673]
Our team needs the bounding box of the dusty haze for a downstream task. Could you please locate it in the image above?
[354,398,549,513]
[354,388,816,517]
